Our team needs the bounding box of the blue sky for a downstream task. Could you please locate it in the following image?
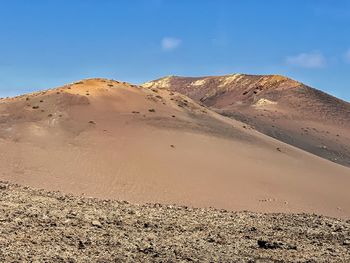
[0,0,349,101]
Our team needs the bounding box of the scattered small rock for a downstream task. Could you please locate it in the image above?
[207,237,215,243]
[0,181,347,262]
[343,240,350,246]
[257,240,281,249]
[0,183,8,190]
[91,220,102,228]
[78,240,85,249]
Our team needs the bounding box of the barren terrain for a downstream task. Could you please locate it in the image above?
[143,74,350,167]
[0,78,349,218]
[1,181,350,262]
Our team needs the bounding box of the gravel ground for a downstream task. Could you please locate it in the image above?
[0,181,349,262]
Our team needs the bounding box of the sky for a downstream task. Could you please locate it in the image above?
[0,0,349,101]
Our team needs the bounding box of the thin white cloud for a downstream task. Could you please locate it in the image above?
[161,37,181,51]
[286,51,326,68]
[344,49,350,63]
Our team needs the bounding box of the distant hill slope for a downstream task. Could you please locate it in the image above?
[143,74,350,167]
[0,78,349,218]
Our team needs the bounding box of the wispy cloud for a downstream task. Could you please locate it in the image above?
[286,51,326,68]
[344,49,350,63]
[161,37,182,51]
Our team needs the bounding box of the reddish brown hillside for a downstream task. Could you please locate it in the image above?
[0,78,350,218]
[143,74,350,167]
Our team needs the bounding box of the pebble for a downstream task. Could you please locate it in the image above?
[91,220,102,228]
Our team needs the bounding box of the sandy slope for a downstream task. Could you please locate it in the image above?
[0,78,349,218]
[143,74,350,167]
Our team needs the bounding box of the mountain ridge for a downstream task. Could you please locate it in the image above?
[1,78,350,218]
[143,74,350,167]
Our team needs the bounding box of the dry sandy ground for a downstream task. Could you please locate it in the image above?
[1,181,350,262]
[0,78,349,218]
[143,74,350,167]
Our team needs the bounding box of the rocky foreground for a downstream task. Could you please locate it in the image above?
[0,182,349,262]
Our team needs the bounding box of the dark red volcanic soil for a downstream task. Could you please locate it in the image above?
[143,74,350,167]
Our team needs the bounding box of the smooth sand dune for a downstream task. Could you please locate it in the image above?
[0,78,349,218]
